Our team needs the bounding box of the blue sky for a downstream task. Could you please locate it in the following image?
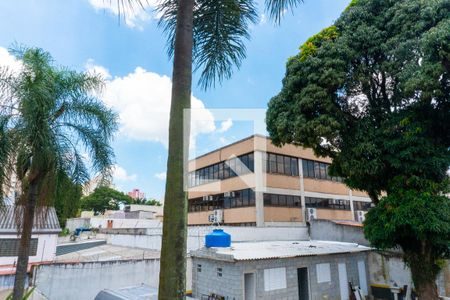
[0,0,350,200]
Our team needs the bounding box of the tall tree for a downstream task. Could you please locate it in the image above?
[266,0,450,298]
[0,47,117,300]
[116,1,305,298]
[81,186,132,215]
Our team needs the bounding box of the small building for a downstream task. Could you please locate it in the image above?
[0,206,61,266]
[191,240,371,300]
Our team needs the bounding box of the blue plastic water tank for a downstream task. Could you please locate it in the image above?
[205,229,231,248]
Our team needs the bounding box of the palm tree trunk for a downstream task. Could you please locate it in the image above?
[158,0,194,299]
[12,182,38,300]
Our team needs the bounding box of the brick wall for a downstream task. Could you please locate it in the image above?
[192,252,369,300]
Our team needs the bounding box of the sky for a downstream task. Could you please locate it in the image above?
[0,0,350,201]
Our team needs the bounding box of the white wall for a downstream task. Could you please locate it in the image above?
[33,259,160,300]
[102,226,309,252]
[90,218,162,229]
[0,234,58,266]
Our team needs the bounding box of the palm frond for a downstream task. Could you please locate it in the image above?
[194,0,258,89]
[265,0,303,24]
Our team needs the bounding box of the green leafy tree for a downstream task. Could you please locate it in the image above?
[133,197,162,206]
[266,0,449,298]
[114,1,304,298]
[81,186,132,215]
[0,47,117,300]
[54,173,83,227]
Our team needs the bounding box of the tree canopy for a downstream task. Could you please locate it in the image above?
[266,0,449,298]
[0,46,117,299]
[81,186,133,215]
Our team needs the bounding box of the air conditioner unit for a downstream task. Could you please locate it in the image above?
[306,208,317,222]
[208,209,223,224]
[356,210,366,223]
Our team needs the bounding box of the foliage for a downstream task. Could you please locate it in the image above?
[81,186,132,215]
[6,287,35,300]
[364,184,450,286]
[156,0,303,89]
[266,0,450,296]
[298,26,338,61]
[133,197,162,206]
[0,46,117,299]
[54,173,83,227]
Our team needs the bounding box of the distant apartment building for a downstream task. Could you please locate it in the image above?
[188,135,372,227]
[128,188,145,200]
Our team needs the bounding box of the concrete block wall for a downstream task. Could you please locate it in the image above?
[192,252,369,300]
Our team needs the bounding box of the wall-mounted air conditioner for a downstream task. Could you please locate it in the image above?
[306,208,317,222]
[208,209,223,224]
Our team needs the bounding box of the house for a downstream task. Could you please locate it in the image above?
[0,206,61,266]
[188,134,372,227]
[191,240,371,300]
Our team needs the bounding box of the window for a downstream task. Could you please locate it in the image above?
[353,201,372,211]
[188,189,256,212]
[189,153,255,187]
[263,193,301,207]
[264,267,287,291]
[302,159,342,182]
[197,264,202,272]
[0,238,38,256]
[316,263,331,283]
[264,153,299,176]
[217,267,223,277]
[305,197,350,210]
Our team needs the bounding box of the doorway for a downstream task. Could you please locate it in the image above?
[297,267,309,300]
[244,273,256,300]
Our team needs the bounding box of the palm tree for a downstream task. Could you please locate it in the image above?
[0,46,117,300]
[115,1,304,298]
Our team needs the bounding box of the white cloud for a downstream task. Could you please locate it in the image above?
[85,59,111,80]
[113,165,137,181]
[87,62,216,147]
[88,0,157,29]
[154,172,166,180]
[0,47,23,74]
[218,118,233,133]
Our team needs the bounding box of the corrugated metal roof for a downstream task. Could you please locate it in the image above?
[192,240,371,261]
[0,206,61,234]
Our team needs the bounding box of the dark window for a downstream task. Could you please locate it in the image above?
[302,159,343,182]
[0,239,38,256]
[265,153,299,176]
[305,197,350,210]
[353,201,372,211]
[197,264,202,272]
[217,267,223,277]
[263,193,301,207]
[291,157,299,176]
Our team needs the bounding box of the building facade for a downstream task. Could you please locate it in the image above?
[191,241,371,300]
[0,206,61,266]
[128,188,145,200]
[188,135,371,227]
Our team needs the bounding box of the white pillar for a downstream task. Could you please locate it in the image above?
[298,158,306,224]
[349,189,355,221]
[254,151,265,227]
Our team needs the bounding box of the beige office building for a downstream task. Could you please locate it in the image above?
[188,135,371,227]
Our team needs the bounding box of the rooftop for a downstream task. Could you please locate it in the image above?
[191,240,371,261]
[56,243,160,262]
[0,206,61,234]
